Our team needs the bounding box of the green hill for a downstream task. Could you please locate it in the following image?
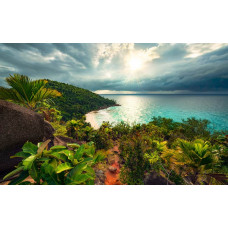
[45,80,117,121]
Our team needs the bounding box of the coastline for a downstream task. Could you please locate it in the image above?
[85,111,99,129]
[85,104,120,130]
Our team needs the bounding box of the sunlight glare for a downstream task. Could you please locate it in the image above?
[128,56,143,71]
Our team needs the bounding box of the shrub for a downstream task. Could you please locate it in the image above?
[3,140,104,185]
[66,117,95,141]
[50,121,68,137]
[161,138,228,184]
[112,121,131,140]
[119,134,153,185]
[93,122,113,150]
[180,117,211,140]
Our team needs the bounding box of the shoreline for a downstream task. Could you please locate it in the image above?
[85,104,120,129]
[85,111,99,129]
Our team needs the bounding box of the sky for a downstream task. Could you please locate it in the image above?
[0,43,228,94]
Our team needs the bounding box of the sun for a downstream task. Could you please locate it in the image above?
[128,56,143,71]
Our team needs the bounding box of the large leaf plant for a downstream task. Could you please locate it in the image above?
[3,140,105,185]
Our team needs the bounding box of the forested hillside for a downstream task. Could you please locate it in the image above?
[45,80,116,120]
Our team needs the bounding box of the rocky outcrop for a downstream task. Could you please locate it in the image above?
[144,172,173,185]
[0,100,54,174]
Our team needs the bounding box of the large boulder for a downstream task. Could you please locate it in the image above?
[0,100,54,175]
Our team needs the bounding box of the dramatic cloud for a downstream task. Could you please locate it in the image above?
[0,43,227,93]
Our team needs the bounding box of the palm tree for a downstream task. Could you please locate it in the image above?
[164,139,227,184]
[0,74,61,110]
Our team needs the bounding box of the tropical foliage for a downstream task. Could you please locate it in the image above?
[45,80,117,120]
[0,74,61,110]
[3,140,105,185]
[38,102,63,122]
[66,117,95,141]
[2,75,227,185]
[118,118,228,185]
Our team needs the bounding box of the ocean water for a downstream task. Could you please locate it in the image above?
[92,95,228,131]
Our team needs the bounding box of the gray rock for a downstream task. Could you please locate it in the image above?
[144,172,173,185]
[108,166,117,172]
[0,100,55,174]
[95,169,106,184]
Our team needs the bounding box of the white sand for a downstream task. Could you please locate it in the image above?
[85,111,99,130]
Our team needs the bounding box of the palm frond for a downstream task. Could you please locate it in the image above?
[0,74,62,110]
[0,87,27,106]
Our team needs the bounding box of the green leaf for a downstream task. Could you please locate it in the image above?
[38,157,50,162]
[59,150,74,162]
[50,145,67,151]
[71,159,79,166]
[10,151,30,159]
[84,146,95,157]
[41,160,59,184]
[3,166,24,180]
[87,142,94,146]
[85,166,95,178]
[47,152,68,162]
[67,162,88,181]
[200,155,213,166]
[69,174,93,185]
[9,171,29,185]
[67,143,80,149]
[44,159,58,174]
[23,155,37,170]
[74,145,85,160]
[22,142,38,155]
[93,154,105,164]
[86,179,95,185]
[55,163,73,174]
[37,139,51,156]
[82,157,94,163]
[29,163,40,183]
[42,173,59,185]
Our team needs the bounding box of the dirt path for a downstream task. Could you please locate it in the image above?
[105,144,122,185]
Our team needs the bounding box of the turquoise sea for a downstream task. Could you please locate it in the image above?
[93,95,228,131]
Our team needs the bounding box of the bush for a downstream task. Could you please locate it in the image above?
[93,122,113,150]
[50,121,68,137]
[112,121,131,140]
[119,134,153,185]
[180,117,211,140]
[66,117,95,141]
[161,138,228,184]
[4,141,104,185]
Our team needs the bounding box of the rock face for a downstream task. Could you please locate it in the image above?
[144,172,173,185]
[0,100,55,174]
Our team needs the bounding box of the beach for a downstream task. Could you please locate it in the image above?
[85,111,99,129]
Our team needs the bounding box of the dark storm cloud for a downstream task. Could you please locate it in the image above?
[0,43,92,83]
[0,43,228,93]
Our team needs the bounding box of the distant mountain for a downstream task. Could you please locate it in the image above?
[46,80,117,121]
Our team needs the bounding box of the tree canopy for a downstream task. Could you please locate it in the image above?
[45,80,116,120]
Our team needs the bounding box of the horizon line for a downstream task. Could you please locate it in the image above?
[98,93,228,95]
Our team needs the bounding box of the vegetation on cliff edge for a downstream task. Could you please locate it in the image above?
[45,80,116,120]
